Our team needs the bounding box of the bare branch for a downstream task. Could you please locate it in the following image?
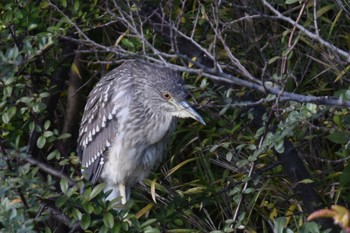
[262,0,350,62]
[281,0,308,74]
[204,5,262,84]
[38,200,81,232]
[313,0,320,37]
[23,155,76,186]
[51,1,350,109]
[159,62,350,108]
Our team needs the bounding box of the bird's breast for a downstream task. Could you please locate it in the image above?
[145,115,176,144]
[101,111,176,186]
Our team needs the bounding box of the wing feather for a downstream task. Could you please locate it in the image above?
[77,67,130,183]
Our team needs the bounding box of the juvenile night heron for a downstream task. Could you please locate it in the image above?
[77,61,205,204]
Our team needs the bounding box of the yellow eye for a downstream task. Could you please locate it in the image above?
[162,92,172,100]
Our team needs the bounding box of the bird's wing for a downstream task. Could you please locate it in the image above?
[77,69,126,184]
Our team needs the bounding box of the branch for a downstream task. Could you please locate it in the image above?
[203,2,261,84]
[262,0,350,62]
[23,156,76,186]
[38,199,81,232]
[281,0,308,74]
[155,61,350,108]
[204,71,350,108]
[53,1,350,109]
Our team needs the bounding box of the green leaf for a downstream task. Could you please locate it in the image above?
[55,196,67,207]
[45,226,52,233]
[140,218,158,229]
[40,1,50,9]
[274,139,285,154]
[236,159,249,167]
[226,151,233,161]
[57,133,71,140]
[99,225,108,233]
[14,9,23,19]
[74,0,79,11]
[72,208,82,220]
[93,204,103,215]
[37,135,46,149]
[209,145,219,152]
[18,163,31,175]
[44,120,51,130]
[327,132,350,144]
[3,86,12,98]
[298,179,314,184]
[32,103,41,113]
[122,38,135,49]
[340,165,350,186]
[39,92,50,98]
[268,56,280,64]
[103,212,114,229]
[43,131,54,137]
[81,214,91,230]
[28,23,38,31]
[144,226,161,233]
[2,112,10,124]
[112,224,122,233]
[60,178,69,193]
[285,0,301,4]
[47,150,60,160]
[89,183,106,200]
[83,202,94,214]
[299,222,320,233]
[18,96,34,104]
[242,187,255,194]
[8,106,16,117]
[274,217,286,233]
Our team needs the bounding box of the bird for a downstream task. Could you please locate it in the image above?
[77,61,205,204]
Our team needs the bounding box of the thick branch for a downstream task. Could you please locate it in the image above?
[154,61,350,108]
[205,71,350,108]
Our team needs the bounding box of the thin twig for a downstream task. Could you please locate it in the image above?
[262,0,350,62]
[231,108,273,226]
[313,0,320,36]
[51,1,350,109]
[281,0,309,74]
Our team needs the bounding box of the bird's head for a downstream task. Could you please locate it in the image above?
[134,62,205,125]
[158,89,206,125]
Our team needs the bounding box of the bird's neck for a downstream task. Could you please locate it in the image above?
[144,112,177,145]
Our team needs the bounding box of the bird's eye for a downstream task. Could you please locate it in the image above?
[162,92,172,100]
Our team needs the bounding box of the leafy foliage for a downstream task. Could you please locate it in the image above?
[1,0,350,232]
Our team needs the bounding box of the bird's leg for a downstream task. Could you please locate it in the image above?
[119,183,127,204]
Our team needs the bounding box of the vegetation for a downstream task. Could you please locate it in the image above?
[1,0,350,232]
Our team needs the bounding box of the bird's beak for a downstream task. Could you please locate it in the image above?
[174,100,206,125]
